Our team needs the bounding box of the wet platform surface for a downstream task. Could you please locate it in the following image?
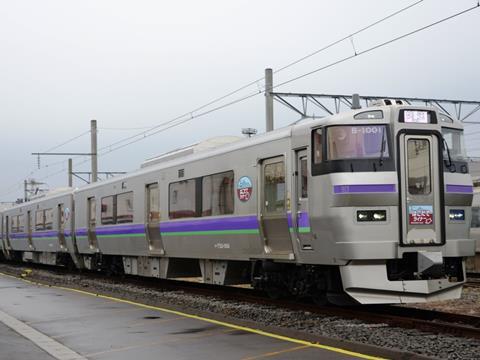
[0,322,55,360]
[0,274,371,360]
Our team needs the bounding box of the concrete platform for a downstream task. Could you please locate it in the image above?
[0,274,376,360]
[0,322,55,360]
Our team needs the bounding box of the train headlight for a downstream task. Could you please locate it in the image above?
[356,210,387,222]
[449,209,465,221]
[357,211,369,221]
[373,211,386,221]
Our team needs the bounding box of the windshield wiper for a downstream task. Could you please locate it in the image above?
[443,137,453,169]
[378,127,387,167]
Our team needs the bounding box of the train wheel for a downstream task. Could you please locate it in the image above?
[312,292,328,306]
[265,285,285,300]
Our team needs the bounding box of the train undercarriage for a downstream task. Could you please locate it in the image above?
[2,249,469,305]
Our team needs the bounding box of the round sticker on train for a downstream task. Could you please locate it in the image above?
[63,207,70,223]
[237,176,253,202]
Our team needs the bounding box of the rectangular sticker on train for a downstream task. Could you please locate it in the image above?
[408,205,434,225]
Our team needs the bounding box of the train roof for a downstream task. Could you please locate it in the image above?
[76,103,457,193]
[2,188,73,213]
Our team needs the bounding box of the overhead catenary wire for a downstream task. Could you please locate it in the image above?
[94,0,426,154]
[95,2,480,160]
[273,3,480,89]
[41,130,90,154]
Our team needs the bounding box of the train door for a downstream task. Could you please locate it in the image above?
[27,211,34,250]
[57,204,66,249]
[260,156,294,255]
[87,197,99,250]
[295,149,313,250]
[399,134,443,246]
[146,183,164,254]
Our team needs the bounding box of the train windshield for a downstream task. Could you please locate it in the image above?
[326,125,389,160]
[442,128,467,161]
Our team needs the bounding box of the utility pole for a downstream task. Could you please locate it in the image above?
[68,158,73,187]
[91,119,98,183]
[24,180,28,202]
[265,68,274,132]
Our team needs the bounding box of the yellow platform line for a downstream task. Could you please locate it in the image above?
[0,272,385,360]
[242,345,310,360]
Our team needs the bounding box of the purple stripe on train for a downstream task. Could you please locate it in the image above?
[333,184,396,194]
[9,231,73,240]
[76,229,88,236]
[75,216,259,236]
[287,212,310,228]
[160,215,258,233]
[95,223,145,236]
[445,184,473,194]
[9,233,27,239]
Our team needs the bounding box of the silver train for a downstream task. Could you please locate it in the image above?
[0,102,475,305]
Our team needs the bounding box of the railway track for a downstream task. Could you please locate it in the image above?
[466,273,480,288]
[3,261,480,341]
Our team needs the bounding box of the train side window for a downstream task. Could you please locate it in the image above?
[58,204,65,232]
[169,179,197,219]
[117,192,134,224]
[313,129,323,163]
[264,161,286,213]
[35,210,45,231]
[300,157,308,198]
[44,209,53,230]
[202,171,234,216]
[147,183,160,223]
[18,215,25,233]
[101,196,115,225]
[88,197,96,229]
[11,216,18,233]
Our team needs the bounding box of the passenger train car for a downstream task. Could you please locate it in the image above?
[0,102,475,304]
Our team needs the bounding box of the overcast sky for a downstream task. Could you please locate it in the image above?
[1,0,479,201]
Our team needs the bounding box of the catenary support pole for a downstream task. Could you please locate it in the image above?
[68,158,73,187]
[24,180,28,202]
[265,68,274,132]
[90,120,98,183]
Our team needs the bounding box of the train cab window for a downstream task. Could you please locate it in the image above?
[264,161,286,213]
[442,128,467,162]
[117,192,134,224]
[313,129,323,163]
[44,209,53,230]
[35,210,45,231]
[101,196,115,225]
[169,179,197,219]
[327,125,389,160]
[407,139,431,195]
[202,171,234,216]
